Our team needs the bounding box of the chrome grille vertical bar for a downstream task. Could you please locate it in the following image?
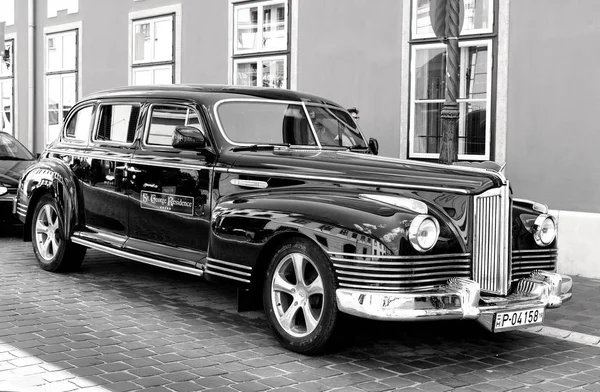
[472,184,511,295]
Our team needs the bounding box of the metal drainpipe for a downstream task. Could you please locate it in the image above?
[27,0,35,152]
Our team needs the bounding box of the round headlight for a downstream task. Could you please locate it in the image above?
[408,215,440,252]
[533,214,557,246]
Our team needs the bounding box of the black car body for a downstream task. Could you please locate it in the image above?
[0,132,36,224]
[15,85,572,354]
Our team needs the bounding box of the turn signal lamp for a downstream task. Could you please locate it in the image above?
[532,214,557,246]
[0,186,7,196]
[408,215,440,252]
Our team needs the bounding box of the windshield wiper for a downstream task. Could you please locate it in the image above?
[230,144,290,152]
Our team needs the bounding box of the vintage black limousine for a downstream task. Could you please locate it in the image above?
[14,85,572,354]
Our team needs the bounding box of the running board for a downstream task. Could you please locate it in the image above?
[71,236,205,277]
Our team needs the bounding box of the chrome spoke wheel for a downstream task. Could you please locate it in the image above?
[271,252,324,338]
[35,204,61,261]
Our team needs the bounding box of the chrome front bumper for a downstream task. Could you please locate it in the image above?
[336,271,572,332]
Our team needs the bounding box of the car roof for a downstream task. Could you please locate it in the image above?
[83,84,343,108]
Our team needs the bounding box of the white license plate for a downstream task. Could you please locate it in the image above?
[494,308,544,331]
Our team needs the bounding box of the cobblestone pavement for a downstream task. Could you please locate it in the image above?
[0,229,599,392]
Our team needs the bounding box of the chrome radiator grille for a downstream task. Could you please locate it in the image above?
[472,185,511,295]
[512,249,557,281]
[328,252,471,292]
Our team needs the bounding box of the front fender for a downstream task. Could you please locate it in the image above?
[208,188,463,272]
[19,157,81,240]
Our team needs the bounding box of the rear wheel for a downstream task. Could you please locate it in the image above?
[263,238,338,354]
[32,195,86,272]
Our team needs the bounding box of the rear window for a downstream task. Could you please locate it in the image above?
[96,104,140,144]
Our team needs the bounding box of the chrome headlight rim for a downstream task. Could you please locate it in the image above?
[532,214,557,246]
[408,215,440,253]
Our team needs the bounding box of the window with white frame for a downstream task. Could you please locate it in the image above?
[0,39,14,135]
[409,0,495,160]
[131,14,174,86]
[45,30,78,144]
[0,0,15,25]
[232,0,289,88]
[47,0,79,18]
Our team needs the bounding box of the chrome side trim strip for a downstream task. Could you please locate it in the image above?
[70,237,204,277]
[327,251,471,260]
[206,264,251,277]
[331,256,470,266]
[129,158,210,171]
[206,257,252,270]
[205,269,251,283]
[512,254,558,260]
[47,149,132,164]
[513,249,558,255]
[336,269,470,279]
[230,179,268,189]
[338,151,507,184]
[226,168,470,194]
[333,263,470,272]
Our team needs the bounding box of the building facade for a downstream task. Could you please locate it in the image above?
[1,0,598,277]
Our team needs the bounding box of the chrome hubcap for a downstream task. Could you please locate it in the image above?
[35,204,61,261]
[271,252,324,338]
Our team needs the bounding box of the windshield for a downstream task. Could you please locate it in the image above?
[217,101,367,148]
[0,132,35,160]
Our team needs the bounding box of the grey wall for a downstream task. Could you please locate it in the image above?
[31,0,229,153]
[506,0,600,213]
[297,0,404,158]
[4,0,29,147]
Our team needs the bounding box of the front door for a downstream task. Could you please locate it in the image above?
[125,102,213,267]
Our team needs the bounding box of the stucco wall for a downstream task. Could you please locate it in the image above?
[32,0,228,153]
[506,0,600,214]
[297,0,404,158]
[3,0,28,147]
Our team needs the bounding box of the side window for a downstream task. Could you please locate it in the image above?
[147,105,207,146]
[96,104,140,144]
[65,106,94,141]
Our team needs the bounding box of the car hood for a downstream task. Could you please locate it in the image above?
[0,160,35,187]
[228,150,505,195]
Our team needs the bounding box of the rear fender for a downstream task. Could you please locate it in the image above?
[20,158,81,241]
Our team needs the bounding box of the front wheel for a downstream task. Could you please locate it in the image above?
[31,195,86,272]
[263,238,338,354]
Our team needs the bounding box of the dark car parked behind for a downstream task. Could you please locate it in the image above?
[0,132,36,225]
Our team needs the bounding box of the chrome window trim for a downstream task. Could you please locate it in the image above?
[91,101,143,147]
[61,102,97,144]
[141,102,208,149]
[213,98,368,148]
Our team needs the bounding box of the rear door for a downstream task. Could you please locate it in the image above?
[78,100,142,247]
[124,101,214,267]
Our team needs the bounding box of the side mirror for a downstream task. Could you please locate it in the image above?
[368,138,379,156]
[172,126,206,150]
